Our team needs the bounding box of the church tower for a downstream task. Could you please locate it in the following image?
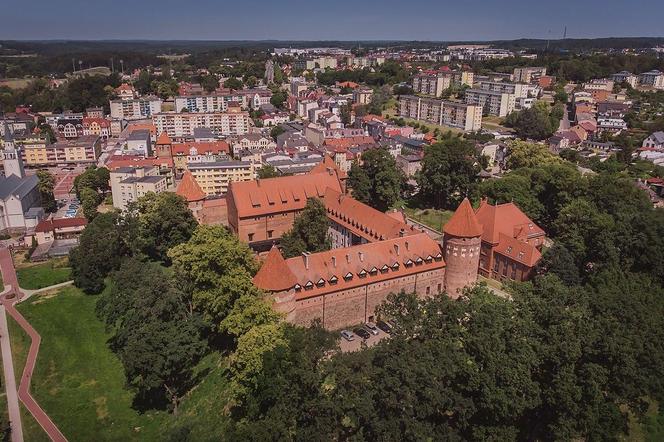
[2,122,24,179]
[442,198,483,298]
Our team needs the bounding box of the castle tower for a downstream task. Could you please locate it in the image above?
[2,122,24,179]
[155,131,172,159]
[442,198,483,298]
[253,246,298,322]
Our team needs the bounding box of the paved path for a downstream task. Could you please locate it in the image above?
[0,287,23,442]
[0,248,67,442]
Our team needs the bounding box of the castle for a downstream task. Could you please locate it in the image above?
[240,158,545,330]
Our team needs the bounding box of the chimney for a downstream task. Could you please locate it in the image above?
[332,256,336,268]
[302,252,310,270]
[359,251,364,262]
[346,253,351,263]
[399,228,405,237]
[394,244,400,256]
[405,241,409,251]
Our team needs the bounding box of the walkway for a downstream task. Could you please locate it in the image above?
[0,248,67,442]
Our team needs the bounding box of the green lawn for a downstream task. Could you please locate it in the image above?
[16,259,72,290]
[402,207,453,233]
[7,286,232,441]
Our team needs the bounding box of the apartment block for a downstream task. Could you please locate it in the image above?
[188,160,255,195]
[638,70,664,90]
[175,94,241,113]
[152,110,250,138]
[477,81,538,98]
[464,88,516,117]
[110,166,168,210]
[398,95,482,131]
[513,67,547,84]
[110,97,162,120]
[22,135,101,166]
[611,71,638,88]
[412,73,452,97]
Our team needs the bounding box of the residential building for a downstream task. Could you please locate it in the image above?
[175,93,243,113]
[188,160,255,196]
[465,88,516,117]
[152,110,250,138]
[171,140,231,172]
[126,129,152,156]
[477,81,538,98]
[353,88,373,105]
[110,166,169,210]
[82,117,111,139]
[23,135,101,166]
[33,217,87,245]
[611,71,638,88]
[85,107,105,118]
[396,154,422,177]
[398,95,483,131]
[412,73,452,97]
[642,131,664,149]
[638,70,664,89]
[115,83,136,100]
[110,97,162,120]
[513,67,547,84]
[231,134,277,156]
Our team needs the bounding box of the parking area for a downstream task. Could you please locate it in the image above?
[338,323,391,352]
[54,197,80,219]
[53,169,82,199]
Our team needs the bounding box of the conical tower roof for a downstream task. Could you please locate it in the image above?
[253,246,298,292]
[443,198,483,238]
[176,171,206,202]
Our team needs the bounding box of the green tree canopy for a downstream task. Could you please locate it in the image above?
[348,148,404,212]
[280,197,331,258]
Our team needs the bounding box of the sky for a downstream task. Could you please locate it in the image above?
[2,0,663,41]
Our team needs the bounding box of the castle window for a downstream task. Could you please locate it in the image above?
[506,246,513,254]
[404,259,413,267]
[329,275,338,285]
[294,284,302,292]
[434,253,443,261]
[517,251,525,260]
[415,257,423,264]
[380,264,389,273]
[344,272,353,281]
[425,255,433,262]
[316,278,325,287]
[369,267,378,275]
[358,269,367,278]
[392,262,400,270]
[304,281,314,290]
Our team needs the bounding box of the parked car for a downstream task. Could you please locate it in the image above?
[376,320,393,333]
[364,322,379,335]
[353,327,371,339]
[340,330,355,341]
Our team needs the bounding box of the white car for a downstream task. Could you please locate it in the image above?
[364,322,379,335]
[340,330,355,341]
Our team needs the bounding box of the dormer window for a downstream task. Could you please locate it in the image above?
[294,284,302,292]
[344,272,353,281]
[316,278,325,287]
[329,275,338,285]
[358,269,367,278]
[304,281,314,290]
[434,253,443,261]
[415,257,423,264]
[506,246,513,254]
[369,267,378,275]
[404,259,413,267]
[392,262,400,270]
[425,255,433,262]
[380,264,389,273]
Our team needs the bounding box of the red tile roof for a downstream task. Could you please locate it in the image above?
[107,156,174,170]
[443,198,483,238]
[253,246,299,292]
[493,233,542,267]
[176,171,206,202]
[34,217,88,233]
[474,200,545,245]
[82,117,110,127]
[171,141,230,156]
[324,136,375,150]
[309,155,348,179]
[227,170,342,218]
[324,188,418,241]
[156,131,172,145]
[269,233,445,299]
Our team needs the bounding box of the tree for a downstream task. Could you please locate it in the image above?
[270,90,287,109]
[125,192,198,263]
[36,169,57,213]
[280,198,331,258]
[270,125,285,141]
[221,294,281,339]
[504,102,557,141]
[340,103,352,126]
[347,148,404,212]
[257,165,279,179]
[80,187,102,221]
[505,140,561,170]
[479,173,544,221]
[168,225,260,332]
[199,74,219,93]
[535,243,581,285]
[416,137,479,209]
[70,211,128,294]
[224,78,243,91]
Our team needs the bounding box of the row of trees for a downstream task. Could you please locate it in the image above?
[72,166,110,221]
[504,101,565,141]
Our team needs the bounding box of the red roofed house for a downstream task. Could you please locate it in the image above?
[82,117,111,139]
[171,141,231,172]
[34,217,87,244]
[474,199,545,282]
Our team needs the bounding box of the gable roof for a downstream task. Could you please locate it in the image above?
[0,174,38,201]
[253,246,298,292]
[443,198,483,238]
[324,188,417,241]
[35,217,88,233]
[171,141,230,156]
[228,169,342,218]
[176,171,206,202]
[493,233,542,267]
[277,233,444,300]
[309,155,348,179]
[474,199,545,245]
[649,131,664,144]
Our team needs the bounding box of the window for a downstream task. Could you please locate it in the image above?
[437,283,442,293]
[329,275,338,285]
[248,233,254,241]
[344,272,353,281]
[359,269,367,278]
[304,281,314,290]
[426,286,430,295]
[267,230,273,239]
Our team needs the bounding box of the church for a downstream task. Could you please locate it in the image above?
[0,123,44,232]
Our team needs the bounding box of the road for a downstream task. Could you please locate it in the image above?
[0,248,67,442]
[0,302,23,442]
[558,106,571,132]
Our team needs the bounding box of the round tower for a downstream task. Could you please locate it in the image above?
[442,198,483,298]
